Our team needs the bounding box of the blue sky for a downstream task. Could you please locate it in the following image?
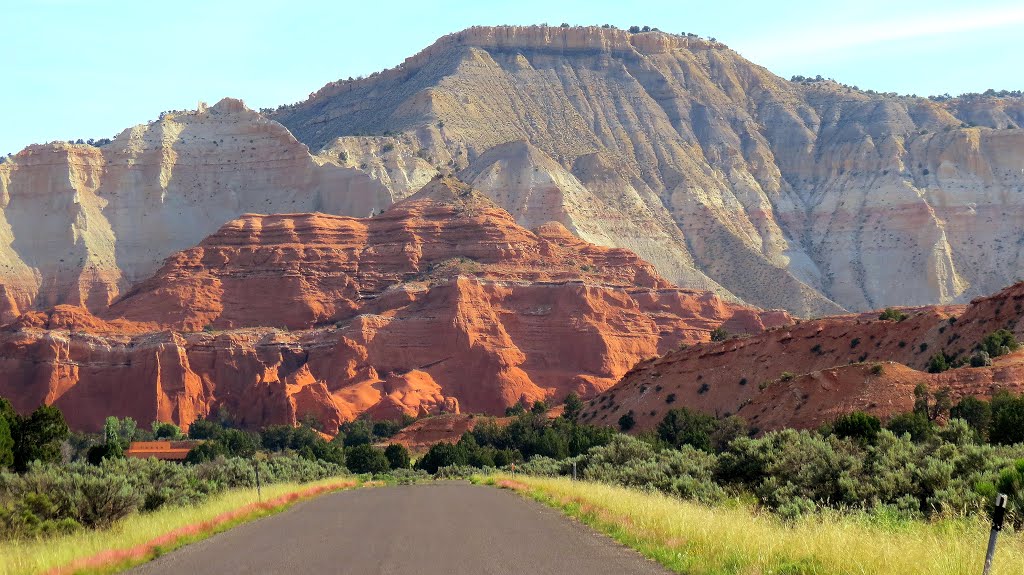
[2,0,1022,155]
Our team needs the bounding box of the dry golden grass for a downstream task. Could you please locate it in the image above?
[0,478,355,575]
[492,475,1024,575]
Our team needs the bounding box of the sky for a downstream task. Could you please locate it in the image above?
[2,0,1022,155]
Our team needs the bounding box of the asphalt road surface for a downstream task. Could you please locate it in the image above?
[128,482,672,575]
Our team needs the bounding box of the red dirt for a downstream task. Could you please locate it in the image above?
[581,282,1024,431]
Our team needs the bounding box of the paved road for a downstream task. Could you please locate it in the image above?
[128,482,672,575]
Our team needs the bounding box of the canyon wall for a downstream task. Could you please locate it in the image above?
[273,25,1024,316]
[0,181,789,431]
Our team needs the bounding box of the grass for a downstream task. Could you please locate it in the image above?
[487,474,1024,575]
[0,478,358,575]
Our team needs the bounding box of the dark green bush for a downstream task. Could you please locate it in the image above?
[345,445,390,474]
[830,411,881,443]
[384,444,411,470]
[0,455,347,540]
[657,408,716,451]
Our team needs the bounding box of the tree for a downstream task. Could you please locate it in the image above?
[346,444,390,474]
[531,400,549,415]
[982,330,1019,358]
[709,415,748,452]
[372,420,401,439]
[384,444,411,470]
[188,419,223,440]
[929,387,952,421]
[950,396,991,441]
[926,353,950,374]
[628,25,641,33]
[913,384,931,416]
[656,408,716,451]
[830,411,881,443]
[13,404,69,471]
[710,327,729,342]
[504,403,527,417]
[416,442,469,473]
[618,411,636,431]
[562,392,584,420]
[0,415,13,468]
[260,425,294,451]
[150,419,183,435]
[218,429,258,458]
[339,418,374,447]
[990,393,1024,445]
[103,417,125,459]
[886,412,934,442]
[185,441,226,464]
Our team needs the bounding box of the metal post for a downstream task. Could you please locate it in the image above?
[983,493,1008,575]
[572,461,577,481]
[511,462,515,478]
[254,459,262,503]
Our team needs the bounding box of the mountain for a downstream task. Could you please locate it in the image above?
[578,281,1024,432]
[270,25,1024,316]
[0,98,391,323]
[0,179,789,431]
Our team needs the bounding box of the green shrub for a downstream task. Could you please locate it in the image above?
[830,411,881,443]
[384,444,411,470]
[886,412,934,442]
[991,392,1024,445]
[562,392,584,420]
[657,408,716,451]
[982,329,1019,358]
[618,411,636,431]
[879,308,908,321]
[950,396,991,441]
[345,445,390,474]
[0,416,12,469]
[11,405,69,472]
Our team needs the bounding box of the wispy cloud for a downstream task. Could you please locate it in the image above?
[748,5,1024,60]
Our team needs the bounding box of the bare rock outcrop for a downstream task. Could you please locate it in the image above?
[0,180,789,431]
[273,25,1024,315]
[0,98,391,323]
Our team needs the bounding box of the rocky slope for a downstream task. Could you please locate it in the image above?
[272,25,1024,315]
[0,179,790,431]
[580,281,1024,432]
[0,98,391,323]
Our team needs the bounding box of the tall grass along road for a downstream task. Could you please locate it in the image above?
[492,475,1024,575]
[127,482,670,575]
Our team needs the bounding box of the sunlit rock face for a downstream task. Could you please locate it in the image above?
[274,25,1024,316]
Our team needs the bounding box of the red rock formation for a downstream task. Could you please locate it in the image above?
[0,178,789,432]
[582,282,1024,432]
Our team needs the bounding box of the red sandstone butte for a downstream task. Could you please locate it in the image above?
[0,177,789,432]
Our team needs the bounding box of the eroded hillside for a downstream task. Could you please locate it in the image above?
[580,282,1024,431]
[0,178,789,432]
[273,25,1024,315]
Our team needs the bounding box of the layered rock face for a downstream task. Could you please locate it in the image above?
[0,98,391,323]
[0,181,789,431]
[273,25,1024,315]
[580,282,1024,432]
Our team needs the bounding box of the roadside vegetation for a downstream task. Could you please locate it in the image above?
[5,383,1024,574]
[487,475,1024,575]
[0,396,429,575]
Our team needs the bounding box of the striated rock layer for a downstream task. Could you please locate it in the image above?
[0,98,391,323]
[273,25,1024,315]
[580,281,1024,432]
[0,180,790,432]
